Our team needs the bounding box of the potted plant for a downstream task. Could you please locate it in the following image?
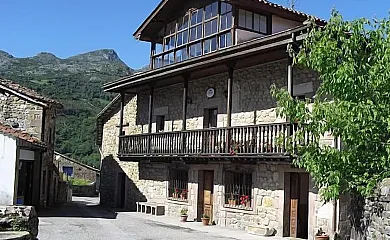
[315,228,329,240]
[180,208,188,222]
[201,213,210,226]
[173,188,180,199]
[240,195,250,208]
[180,189,188,200]
[228,193,236,206]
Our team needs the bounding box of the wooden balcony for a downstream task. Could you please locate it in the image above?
[119,123,299,161]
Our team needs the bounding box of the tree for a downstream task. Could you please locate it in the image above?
[271,11,390,202]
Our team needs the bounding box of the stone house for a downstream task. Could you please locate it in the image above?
[0,78,63,208]
[54,151,100,185]
[97,1,341,238]
[0,124,46,208]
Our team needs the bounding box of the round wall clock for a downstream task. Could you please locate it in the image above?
[206,87,215,98]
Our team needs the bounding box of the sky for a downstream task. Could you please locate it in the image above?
[0,0,389,69]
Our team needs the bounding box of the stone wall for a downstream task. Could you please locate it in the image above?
[54,154,98,183]
[0,206,38,239]
[134,59,320,132]
[0,93,43,139]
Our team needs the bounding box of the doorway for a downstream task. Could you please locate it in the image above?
[204,108,218,128]
[197,170,214,223]
[284,172,309,238]
[116,172,126,208]
[17,161,34,205]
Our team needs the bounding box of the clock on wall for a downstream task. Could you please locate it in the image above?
[206,87,215,98]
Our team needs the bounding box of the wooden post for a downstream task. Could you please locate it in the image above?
[182,76,189,130]
[226,67,234,127]
[226,66,234,153]
[119,93,125,136]
[287,57,294,97]
[148,87,154,133]
[150,42,156,69]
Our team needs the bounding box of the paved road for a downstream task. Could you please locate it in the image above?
[38,197,235,240]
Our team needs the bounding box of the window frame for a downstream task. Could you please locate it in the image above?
[224,170,253,210]
[156,115,165,132]
[237,8,271,35]
[151,0,234,68]
[168,169,189,202]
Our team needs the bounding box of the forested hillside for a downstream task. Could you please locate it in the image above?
[0,49,135,167]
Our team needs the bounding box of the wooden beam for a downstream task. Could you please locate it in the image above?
[119,93,125,136]
[148,87,154,133]
[226,66,235,127]
[182,75,189,130]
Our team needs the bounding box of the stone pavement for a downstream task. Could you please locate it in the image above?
[37,197,284,240]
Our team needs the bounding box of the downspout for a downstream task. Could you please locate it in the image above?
[333,136,342,234]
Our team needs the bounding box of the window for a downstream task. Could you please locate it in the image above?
[225,171,252,209]
[204,37,217,54]
[175,48,188,63]
[169,169,188,200]
[238,9,268,34]
[219,32,232,49]
[189,42,202,58]
[151,1,233,68]
[156,115,165,132]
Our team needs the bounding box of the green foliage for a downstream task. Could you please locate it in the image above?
[271,11,390,201]
[180,208,188,216]
[0,50,135,168]
[69,177,93,186]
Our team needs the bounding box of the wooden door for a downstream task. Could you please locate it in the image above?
[288,173,309,239]
[289,173,299,237]
[116,173,126,208]
[203,171,214,223]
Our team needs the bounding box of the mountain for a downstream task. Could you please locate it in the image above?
[0,49,135,168]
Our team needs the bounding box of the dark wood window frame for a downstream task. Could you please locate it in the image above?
[151,0,234,69]
[237,8,271,35]
[224,170,253,210]
[168,169,189,202]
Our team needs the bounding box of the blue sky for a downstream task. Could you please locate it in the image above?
[0,0,388,69]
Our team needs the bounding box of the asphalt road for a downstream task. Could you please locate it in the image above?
[38,197,235,240]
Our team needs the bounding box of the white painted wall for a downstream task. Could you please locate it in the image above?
[272,15,301,34]
[0,134,17,205]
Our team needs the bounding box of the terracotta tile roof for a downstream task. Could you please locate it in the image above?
[0,77,63,109]
[258,0,326,24]
[0,123,45,147]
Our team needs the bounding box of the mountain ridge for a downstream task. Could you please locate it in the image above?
[0,49,141,167]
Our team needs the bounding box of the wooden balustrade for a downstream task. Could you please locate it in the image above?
[119,123,298,157]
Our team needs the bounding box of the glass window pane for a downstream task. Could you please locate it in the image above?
[260,15,267,33]
[253,14,260,32]
[175,48,188,63]
[155,43,163,55]
[189,42,202,58]
[163,52,174,66]
[204,19,217,37]
[164,36,175,51]
[154,56,163,68]
[219,32,232,49]
[182,30,188,44]
[191,9,203,25]
[204,37,217,54]
[190,25,202,41]
[220,12,232,31]
[178,15,189,31]
[221,2,232,14]
[205,2,218,20]
[177,32,183,46]
[245,11,253,29]
[239,9,246,28]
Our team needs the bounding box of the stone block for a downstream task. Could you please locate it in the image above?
[0,206,38,239]
[247,226,276,236]
[262,197,274,207]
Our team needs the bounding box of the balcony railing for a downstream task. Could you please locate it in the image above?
[118,123,299,158]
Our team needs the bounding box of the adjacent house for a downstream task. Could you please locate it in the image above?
[0,78,63,208]
[54,151,100,186]
[0,124,46,207]
[97,1,339,238]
